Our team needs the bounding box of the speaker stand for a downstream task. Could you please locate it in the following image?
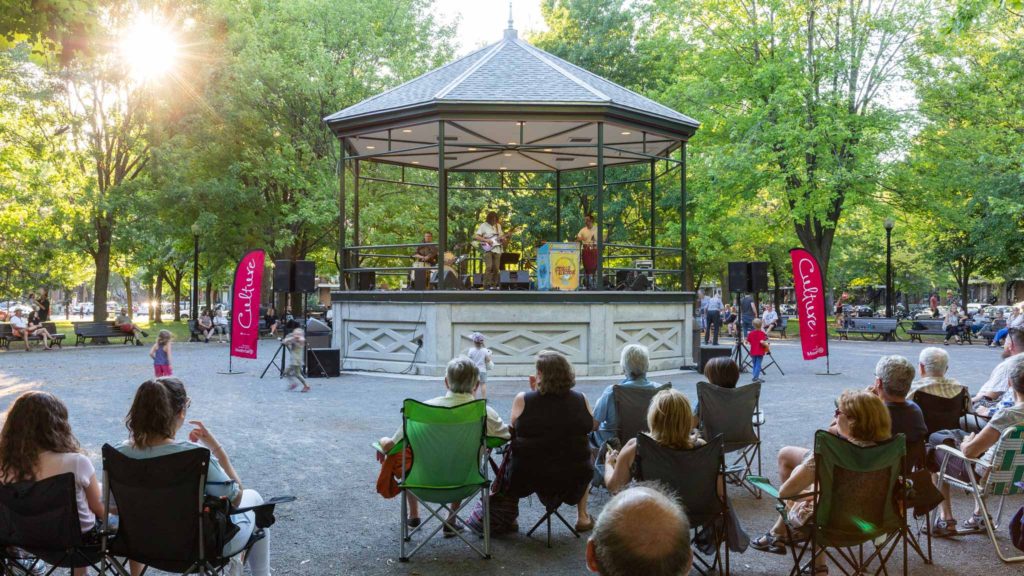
[259,343,286,379]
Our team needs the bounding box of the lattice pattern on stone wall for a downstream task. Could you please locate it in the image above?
[346,322,424,361]
[613,322,682,359]
[455,325,587,364]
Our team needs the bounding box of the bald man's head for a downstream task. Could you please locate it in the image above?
[587,485,692,576]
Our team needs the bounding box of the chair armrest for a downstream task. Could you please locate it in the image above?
[935,444,985,467]
[486,436,509,449]
[233,496,297,529]
[746,475,780,499]
[753,410,766,426]
[373,439,406,456]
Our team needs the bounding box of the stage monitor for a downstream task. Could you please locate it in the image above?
[306,348,340,378]
[698,345,733,374]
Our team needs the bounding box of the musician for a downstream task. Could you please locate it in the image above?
[410,231,438,283]
[474,211,504,289]
[576,213,597,288]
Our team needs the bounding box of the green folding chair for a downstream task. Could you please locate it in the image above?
[749,431,909,576]
[935,423,1024,562]
[393,399,493,562]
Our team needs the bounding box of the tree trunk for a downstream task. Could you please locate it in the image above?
[771,261,783,311]
[205,278,213,311]
[793,223,836,291]
[154,272,164,323]
[92,233,112,321]
[123,275,133,319]
[145,282,154,321]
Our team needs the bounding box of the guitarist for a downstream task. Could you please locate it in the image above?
[474,211,506,289]
[409,231,438,284]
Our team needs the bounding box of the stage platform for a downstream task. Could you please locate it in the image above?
[330,291,697,377]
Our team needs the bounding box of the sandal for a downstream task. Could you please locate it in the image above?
[799,565,828,575]
[575,513,594,533]
[922,517,957,537]
[961,513,989,532]
[751,532,786,555]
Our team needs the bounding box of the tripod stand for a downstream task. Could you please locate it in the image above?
[260,342,286,379]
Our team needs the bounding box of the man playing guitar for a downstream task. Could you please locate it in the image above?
[410,231,438,284]
[474,211,507,289]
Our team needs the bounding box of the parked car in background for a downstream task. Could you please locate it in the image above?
[987,305,1013,319]
[915,305,947,319]
[779,304,797,316]
[854,304,875,317]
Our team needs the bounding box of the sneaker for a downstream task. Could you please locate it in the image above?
[141,330,149,337]
[922,517,957,537]
[961,513,989,532]
[443,520,464,538]
[406,517,421,528]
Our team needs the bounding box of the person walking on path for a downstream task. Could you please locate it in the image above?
[705,290,723,345]
[746,319,769,383]
[150,330,174,377]
[282,328,310,392]
[465,332,493,398]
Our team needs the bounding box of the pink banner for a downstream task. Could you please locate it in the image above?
[230,250,265,359]
[790,248,829,360]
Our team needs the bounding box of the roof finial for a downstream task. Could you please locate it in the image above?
[504,1,518,39]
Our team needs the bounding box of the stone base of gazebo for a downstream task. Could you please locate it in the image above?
[330,291,696,377]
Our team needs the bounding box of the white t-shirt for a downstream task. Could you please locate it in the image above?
[979,355,1018,396]
[981,402,1024,467]
[36,451,97,531]
[466,346,492,374]
[9,315,26,330]
[475,222,503,254]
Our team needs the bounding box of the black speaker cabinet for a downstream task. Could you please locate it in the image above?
[356,271,376,291]
[749,261,769,292]
[500,270,530,290]
[698,345,734,374]
[273,260,293,293]
[727,262,749,293]
[412,268,428,290]
[305,348,340,378]
[294,260,315,293]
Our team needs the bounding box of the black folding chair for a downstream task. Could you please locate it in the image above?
[592,383,671,487]
[914,389,971,434]
[635,434,732,576]
[100,444,292,575]
[0,473,107,575]
[697,381,763,498]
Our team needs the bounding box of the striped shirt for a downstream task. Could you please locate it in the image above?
[907,376,966,401]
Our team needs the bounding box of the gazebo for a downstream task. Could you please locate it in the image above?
[324,24,701,376]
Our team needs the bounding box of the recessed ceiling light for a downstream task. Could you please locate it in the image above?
[588,162,597,166]
[402,129,412,133]
[515,122,522,126]
[507,142,517,145]
[500,166,507,170]
[543,148,552,152]
[503,153,512,157]
[621,131,631,135]
[366,145,375,149]
[411,161,419,164]
[467,147,478,151]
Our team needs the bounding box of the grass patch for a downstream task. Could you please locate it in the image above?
[51,319,193,342]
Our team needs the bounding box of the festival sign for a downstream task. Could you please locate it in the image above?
[536,242,580,291]
[230,250,266,359]
[789,248,829,360]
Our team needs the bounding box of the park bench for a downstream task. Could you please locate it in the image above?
[906,319,972,344]
[0,322,66,350]
[979,319,1007,345]
[769,316,789,338]
[74,321,135,346]
[836,317,900,341]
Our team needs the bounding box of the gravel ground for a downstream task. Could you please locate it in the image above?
[0,335,1020,575]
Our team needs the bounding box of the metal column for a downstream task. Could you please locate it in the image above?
[353,159,360,269]
[596,123,605,288]
[438,121,448,261]
[555,170,561,240]
[650,159,656,264]
[679,142,687,289]
[338,137,347,286]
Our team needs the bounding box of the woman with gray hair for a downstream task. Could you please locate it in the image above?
[378,356,510,531]
[591,344,660,446]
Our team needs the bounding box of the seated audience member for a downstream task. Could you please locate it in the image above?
[8,308,31,351]
[722,304,737,337]
[212,309,228,343]
[751,390,892,571]
[907,347,966,401]
[603,389,704,494]
[264,306,279,337]
[927,353,1024,536]
[197,309,214,343]
[761,304,779,333]
[971,328,1023,417]
[0,392,105,576]
[26,310,55,350]
[592,344,659,447]
[114,307,147,345]
[870,355,928,445]
[507,351,595,532]
[378,357,509,532]
[117,378,272,576]
[586,485,692,576]
[991,307,1022,347]
[703,357,741,389]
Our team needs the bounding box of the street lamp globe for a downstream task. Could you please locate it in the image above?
[884,218,895,231]
[191,222,201,237]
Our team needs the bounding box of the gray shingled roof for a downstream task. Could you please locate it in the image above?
[324,29,698,129]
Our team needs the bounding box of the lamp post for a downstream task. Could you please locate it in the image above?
[191,222,200,337]
[884,218,894,318]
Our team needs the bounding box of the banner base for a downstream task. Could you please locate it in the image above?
[815,371,842,376]
[218,369,246,375]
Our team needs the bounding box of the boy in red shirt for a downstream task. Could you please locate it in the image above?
[746,319,769,383]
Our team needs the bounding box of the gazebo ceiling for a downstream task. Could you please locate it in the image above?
[324,28,699,172]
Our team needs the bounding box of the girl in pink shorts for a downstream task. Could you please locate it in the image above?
[150,330,174,377]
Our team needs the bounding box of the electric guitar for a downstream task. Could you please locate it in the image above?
[477,225,519,253]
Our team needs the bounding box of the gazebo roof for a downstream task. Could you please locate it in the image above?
[324,28,698,172]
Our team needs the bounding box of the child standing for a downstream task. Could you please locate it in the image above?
[746,319,769,383]
[150,330,173,377]
[466,332,493,398]
[282,328,310,392]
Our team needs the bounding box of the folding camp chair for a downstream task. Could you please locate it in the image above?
[0,473,108,575]
[635,434,732,575]
[592,383,671,487]
[914,389,971,434]
[934,423,1024,562]
[397,399,493,561]
[100,444,291,575]
[697,381,763,498]
[749,431,910,576]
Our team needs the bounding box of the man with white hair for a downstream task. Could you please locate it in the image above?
[586,485,692,576]
[592,344,659,446]
[907,347,966,401]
